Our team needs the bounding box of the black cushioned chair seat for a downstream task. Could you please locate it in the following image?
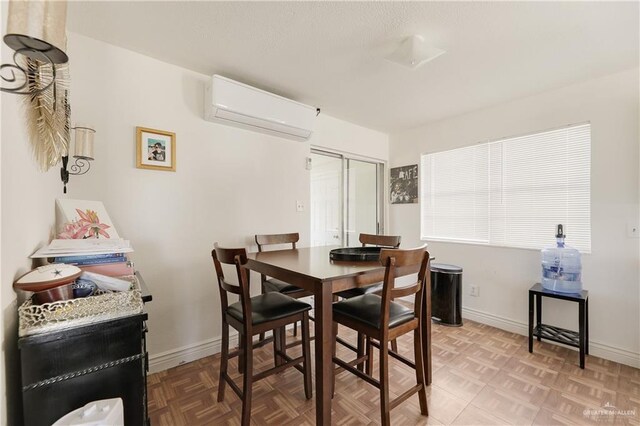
[336,283,383,299]
[264,278,305,294]
[332,294,414,330]
[228,292,311,325]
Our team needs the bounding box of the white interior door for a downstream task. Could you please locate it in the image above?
[310,150,383,247]
[310,152,343,247]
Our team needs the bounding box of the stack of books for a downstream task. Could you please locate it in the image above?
[32,239,135,278]
[51,253,134,277]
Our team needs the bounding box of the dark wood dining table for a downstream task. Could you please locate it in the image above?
[246,245,432,426]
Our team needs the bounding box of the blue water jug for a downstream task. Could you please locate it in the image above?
[541,224,582,293]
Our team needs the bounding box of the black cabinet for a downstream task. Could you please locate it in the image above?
[19,273,152,426]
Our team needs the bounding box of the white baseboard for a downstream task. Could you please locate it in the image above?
[462,306,640,369]
[148,330,279,373]
[149,308,639,374]
[149,333,246,373]
[148,333,236,373]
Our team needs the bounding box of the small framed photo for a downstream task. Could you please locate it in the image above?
[136,126,176,171]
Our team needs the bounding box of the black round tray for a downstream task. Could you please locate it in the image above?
[329,247,382,262]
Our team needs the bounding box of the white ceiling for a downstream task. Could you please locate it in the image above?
[67,1,639,133]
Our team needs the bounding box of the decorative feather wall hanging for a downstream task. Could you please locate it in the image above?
[20,56,71,171]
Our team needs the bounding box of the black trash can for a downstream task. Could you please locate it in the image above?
[430,263,463,327]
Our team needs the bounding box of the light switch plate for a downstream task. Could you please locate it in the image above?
[628,222,639,238]
[296,201,304,212]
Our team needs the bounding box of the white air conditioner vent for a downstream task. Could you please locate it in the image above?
[204,75,317,141]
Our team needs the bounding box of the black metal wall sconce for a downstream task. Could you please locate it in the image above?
[1,0,68,96]
[2,0,75,176]
[61,126,96,194]
[3,1,95,194]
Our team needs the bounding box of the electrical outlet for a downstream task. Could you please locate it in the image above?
[470,285,479,297]
[628,222,639,238]
[296,200,304,212]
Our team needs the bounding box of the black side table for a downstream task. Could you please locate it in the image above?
[528,283,589,368]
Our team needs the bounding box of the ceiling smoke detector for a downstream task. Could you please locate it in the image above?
[386,35,445,70]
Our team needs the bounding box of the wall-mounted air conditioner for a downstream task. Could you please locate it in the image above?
[204,75,317,141]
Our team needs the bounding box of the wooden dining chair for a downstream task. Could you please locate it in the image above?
[256,232,313,337]
[335,233,402,357]
[212,243,312,426]
[335,233,401,299]
[255,232,310,296]
[332,245,430,426]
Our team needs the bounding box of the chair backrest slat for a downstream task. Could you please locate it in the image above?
[214,245,247,264]
[379,246,423,267]
[255,233,299,252]
[360,233,401,248]
[390,283,421,299]
[219,278,241,295]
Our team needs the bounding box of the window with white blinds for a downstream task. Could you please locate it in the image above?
[420,123,591,252]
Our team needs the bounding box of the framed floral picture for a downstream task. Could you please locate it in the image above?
[136,126,176,171]
[55,199,120,239]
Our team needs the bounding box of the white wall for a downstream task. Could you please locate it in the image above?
[0,95,61,426]
[390,68,640,367]
[65,33,389,371]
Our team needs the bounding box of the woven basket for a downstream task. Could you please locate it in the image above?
[18,275,144,337]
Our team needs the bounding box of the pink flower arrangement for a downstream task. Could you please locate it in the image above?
[58,209,111,239]
[58,220,86,239]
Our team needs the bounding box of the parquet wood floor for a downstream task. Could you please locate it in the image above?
[148,320,640,425]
